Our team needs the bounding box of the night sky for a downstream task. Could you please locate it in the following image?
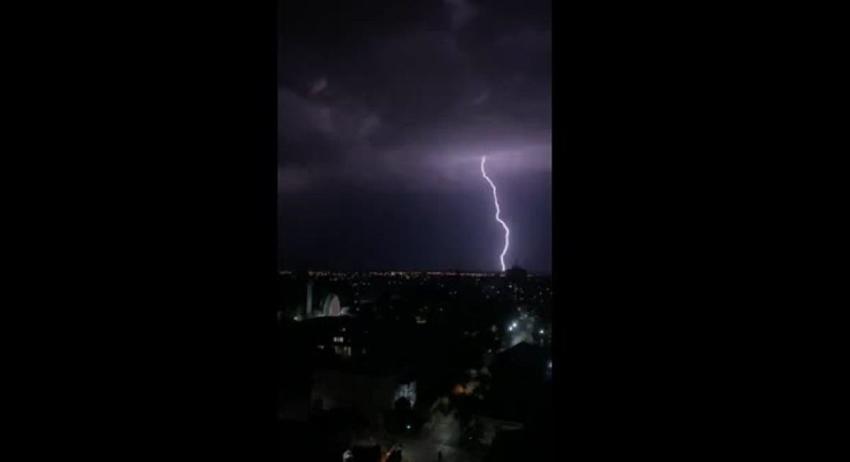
[278,0,551,273]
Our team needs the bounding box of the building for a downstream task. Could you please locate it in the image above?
[301,316,365,361]
[321,293,342,317]
[505,265,527,282]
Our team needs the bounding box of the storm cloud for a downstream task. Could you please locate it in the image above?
[279,0,551,272]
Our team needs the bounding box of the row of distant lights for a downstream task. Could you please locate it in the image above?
[280,270,538,278]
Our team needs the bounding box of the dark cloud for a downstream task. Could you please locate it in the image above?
[278,0,551,272]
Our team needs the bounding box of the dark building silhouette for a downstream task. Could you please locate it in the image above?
[505,265,527,282]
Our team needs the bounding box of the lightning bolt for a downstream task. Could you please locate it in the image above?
[480,156,510,272]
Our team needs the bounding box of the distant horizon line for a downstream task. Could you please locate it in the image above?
[277,267,551,276]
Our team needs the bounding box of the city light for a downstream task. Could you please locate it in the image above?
[277,2,552,456]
